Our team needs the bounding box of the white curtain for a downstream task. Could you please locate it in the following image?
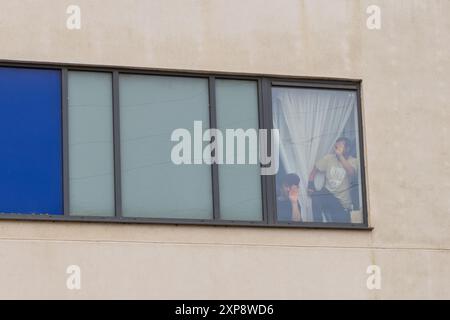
[273,87,356,221]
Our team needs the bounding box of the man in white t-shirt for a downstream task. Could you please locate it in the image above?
[308,137,358,223]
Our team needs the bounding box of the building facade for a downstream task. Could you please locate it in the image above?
[0,0,449,299]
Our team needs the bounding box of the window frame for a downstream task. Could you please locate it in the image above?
[264,78,369,229]
[0,60,370,230]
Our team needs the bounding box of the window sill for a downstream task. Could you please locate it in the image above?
[0,213,373,231]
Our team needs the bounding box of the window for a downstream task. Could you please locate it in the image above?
[68,71,115,216]
[0,67,62,215]
[215,79,262,221]
[272,85,364,225]
[119,74,212,219]
[0,62,368,229]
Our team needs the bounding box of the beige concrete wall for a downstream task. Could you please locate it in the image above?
[0,0,449,299]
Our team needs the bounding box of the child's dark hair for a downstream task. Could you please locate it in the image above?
[282,173,300,187]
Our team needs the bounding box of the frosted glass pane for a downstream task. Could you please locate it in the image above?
[68,71,115,216]
[119,74,212,219]
[216,80,262,221]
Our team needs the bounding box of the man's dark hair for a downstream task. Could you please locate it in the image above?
[282,173,300,187]
[336,137,352,156]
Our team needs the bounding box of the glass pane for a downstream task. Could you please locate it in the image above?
[68,71,115,216]
[119,74,212,219]
[216,79,262,221]
[272,87,363,224]
[0,67,62,214]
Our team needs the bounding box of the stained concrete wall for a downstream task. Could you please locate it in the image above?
[0,0,449,299]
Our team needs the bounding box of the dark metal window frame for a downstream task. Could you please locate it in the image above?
[0,60,371,230]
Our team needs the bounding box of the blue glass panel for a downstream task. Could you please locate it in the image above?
[0,67,62,214]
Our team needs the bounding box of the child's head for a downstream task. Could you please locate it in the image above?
[281,173,300,196]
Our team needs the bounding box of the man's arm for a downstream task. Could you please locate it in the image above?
[337,154,356,176]
[308,167,319,195]
[308,167,318,182]
[335,144,356,176]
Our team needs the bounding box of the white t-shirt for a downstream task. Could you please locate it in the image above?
[315,154,358,209]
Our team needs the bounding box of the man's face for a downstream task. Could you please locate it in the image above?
[335,140,346,155]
